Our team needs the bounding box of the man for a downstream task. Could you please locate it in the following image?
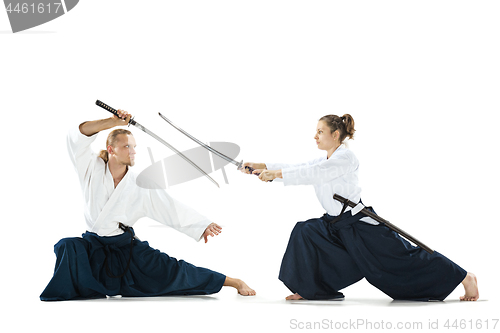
[40,109,255,301]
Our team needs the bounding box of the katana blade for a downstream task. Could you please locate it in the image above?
[95,100,219,188]
[158,112,244,170]
[333,194,434,254]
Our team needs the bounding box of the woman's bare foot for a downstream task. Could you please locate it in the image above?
[224,277,256,296]
[460,272,479,301]
[286,293,304,300]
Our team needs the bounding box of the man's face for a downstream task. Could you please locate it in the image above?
[109,134,137,167]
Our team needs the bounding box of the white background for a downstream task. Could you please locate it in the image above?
[1,1,499,332]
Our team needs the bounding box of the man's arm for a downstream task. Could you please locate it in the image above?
[79,109,131,136]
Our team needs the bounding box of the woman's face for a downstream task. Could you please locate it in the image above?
[314,121,338,151]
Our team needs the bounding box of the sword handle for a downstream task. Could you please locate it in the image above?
[245,166,273,182]
[95,100,136,126]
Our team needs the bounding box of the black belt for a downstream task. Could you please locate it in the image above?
[104,223,134,279]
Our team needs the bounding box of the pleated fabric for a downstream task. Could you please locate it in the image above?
[279,207,467,301]
[40,229,226,301]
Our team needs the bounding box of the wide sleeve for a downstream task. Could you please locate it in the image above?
[266,161,313,171]
[67,124,99,185]
[279,152,357,186]
[265,158,325,183]
[144,188,211,242]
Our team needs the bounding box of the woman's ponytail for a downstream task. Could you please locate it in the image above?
[341,114,356,140]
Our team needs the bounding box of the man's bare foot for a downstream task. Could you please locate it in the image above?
[286,293,304,300]
[224,277,256,296]
[460,272,479,301]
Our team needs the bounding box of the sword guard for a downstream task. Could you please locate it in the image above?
[128,116,136,126]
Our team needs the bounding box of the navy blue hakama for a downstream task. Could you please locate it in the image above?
[40,229,226,301]
[278,207,467,301]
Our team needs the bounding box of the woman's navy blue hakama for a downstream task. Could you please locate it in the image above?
[278,207,466,301]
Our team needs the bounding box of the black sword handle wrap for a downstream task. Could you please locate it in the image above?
[95,100,136,126]
[245,166,273,182]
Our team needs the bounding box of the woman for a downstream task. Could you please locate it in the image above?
[242,114,478,301]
